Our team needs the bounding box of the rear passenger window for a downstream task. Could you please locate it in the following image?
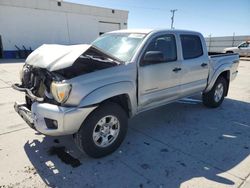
[180,35,203,59]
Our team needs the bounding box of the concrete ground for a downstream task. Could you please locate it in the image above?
[0,59,250,188]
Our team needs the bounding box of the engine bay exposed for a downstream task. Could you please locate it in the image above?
[54,46,122,79]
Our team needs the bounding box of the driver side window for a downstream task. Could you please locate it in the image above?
[141,34,177,66]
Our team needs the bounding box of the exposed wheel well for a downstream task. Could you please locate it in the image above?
[218,71,230,96]
[101,94,132,117]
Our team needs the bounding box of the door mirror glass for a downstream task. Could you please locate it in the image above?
[143,51,165,64]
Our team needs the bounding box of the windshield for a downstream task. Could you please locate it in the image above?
[91,33,146,62]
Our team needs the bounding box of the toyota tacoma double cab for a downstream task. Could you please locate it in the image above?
[13,29,239,158]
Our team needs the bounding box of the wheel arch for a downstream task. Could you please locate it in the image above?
[205,66,230,95]
[78,82,137,117]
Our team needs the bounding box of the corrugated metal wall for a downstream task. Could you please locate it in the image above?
[205,35,250,52]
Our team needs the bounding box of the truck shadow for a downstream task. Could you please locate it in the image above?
[24,97,250,187]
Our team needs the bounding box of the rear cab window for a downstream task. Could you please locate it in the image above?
[180,35,203,59]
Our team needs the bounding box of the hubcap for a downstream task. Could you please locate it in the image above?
[92,115,120,148]
[214,83,224,102]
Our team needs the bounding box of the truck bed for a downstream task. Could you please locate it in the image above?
[208,52,239,83]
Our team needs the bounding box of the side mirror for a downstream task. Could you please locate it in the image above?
[238,46,241,49]
[143,51,165,64]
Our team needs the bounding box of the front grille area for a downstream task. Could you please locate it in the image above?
[19,65,60,107]
[22,65,46,98]
[22,65,33,88]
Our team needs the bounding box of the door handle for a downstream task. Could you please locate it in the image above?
[201,63,208,67]
[172,67,182,72]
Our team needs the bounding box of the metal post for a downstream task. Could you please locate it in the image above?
[170,9,177,29]
[0,35,3,59]
[208,34,212,52]
[232,32,235,47]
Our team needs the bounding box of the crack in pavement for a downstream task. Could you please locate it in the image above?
[0,101,15,106]
[0,86,11,89]
[0,127,29,136]
[238,171,250,188]
[0,78,11,86]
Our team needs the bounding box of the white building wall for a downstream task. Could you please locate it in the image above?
[0,6,71,50]
[0,0,128,54]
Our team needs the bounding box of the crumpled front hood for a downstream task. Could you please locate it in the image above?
[26,44,91,71]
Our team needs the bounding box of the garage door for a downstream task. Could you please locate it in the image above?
[99,21,120,35]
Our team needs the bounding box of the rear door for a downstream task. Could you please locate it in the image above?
[179,34,209,97]
[138,33,181,109]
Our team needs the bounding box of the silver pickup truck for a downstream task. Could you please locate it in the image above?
[224,41,250,57]
[13,29,239,158]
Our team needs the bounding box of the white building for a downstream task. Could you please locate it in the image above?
[0,0,128,58]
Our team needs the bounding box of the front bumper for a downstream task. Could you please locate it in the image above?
[14,101,97,136]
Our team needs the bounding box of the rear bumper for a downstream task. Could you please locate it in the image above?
[14,101,97,136]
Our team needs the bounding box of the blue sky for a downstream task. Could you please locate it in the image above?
[66,0,250,37]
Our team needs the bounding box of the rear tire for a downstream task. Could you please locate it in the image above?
[202,76,227,108]
[74,102,128,158]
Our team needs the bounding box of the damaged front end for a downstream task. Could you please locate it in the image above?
[13,45,122,107]
[12,64,65,129]
[12,44,121,134]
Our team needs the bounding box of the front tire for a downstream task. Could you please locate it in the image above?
[74,102,128,158]
[202,76,227,108]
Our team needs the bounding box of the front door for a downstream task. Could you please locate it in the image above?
[138,34,181,110]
